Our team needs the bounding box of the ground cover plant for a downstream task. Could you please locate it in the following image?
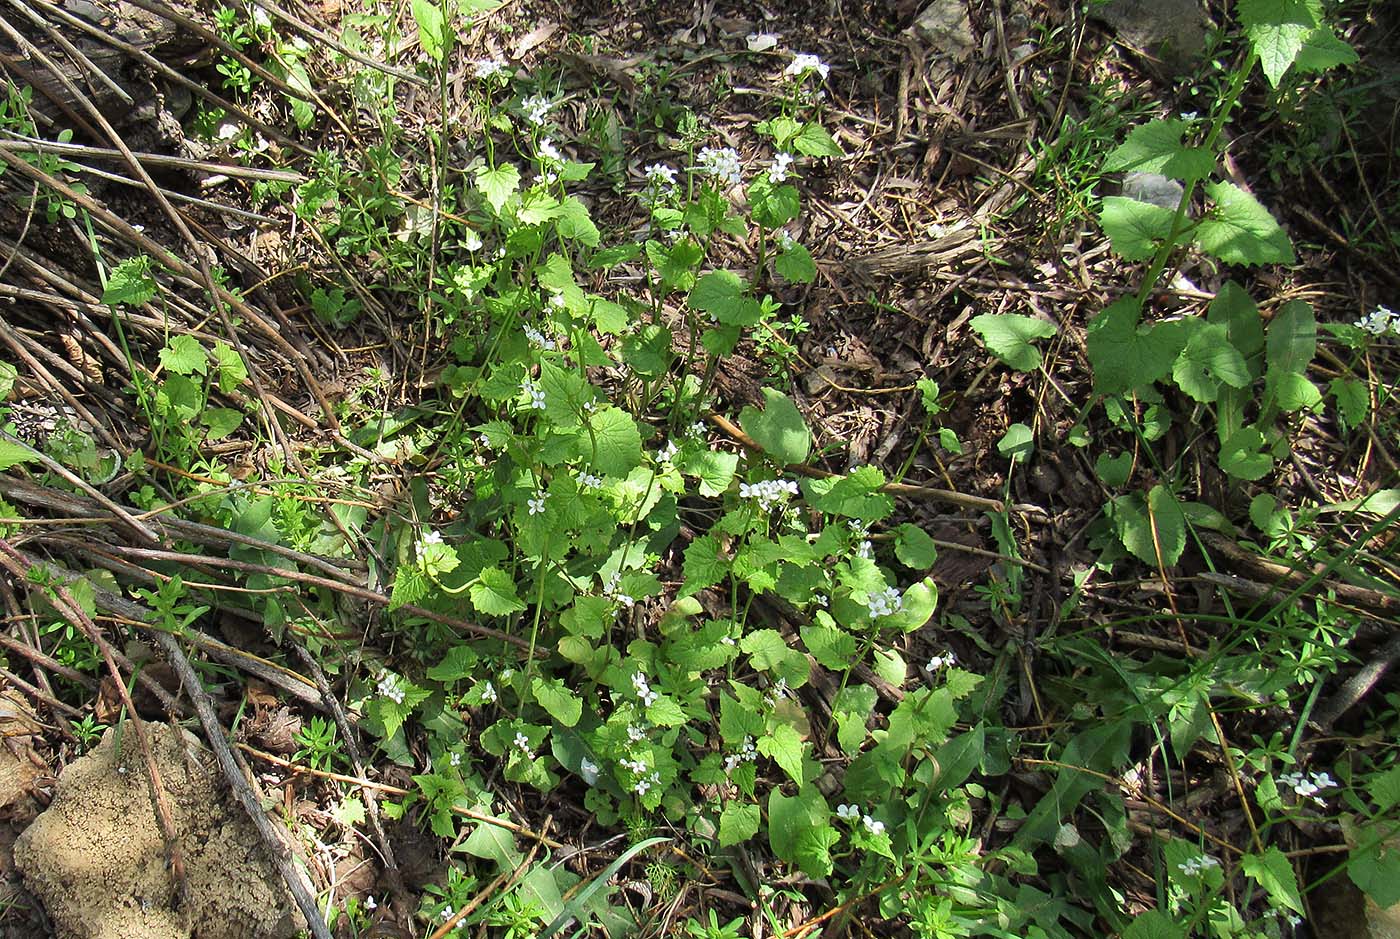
[0,0,1397,937]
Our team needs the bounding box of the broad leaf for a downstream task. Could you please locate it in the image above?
[475,164,520,214]
[739,388,811,464]
[1239,0,1322,86]
[970,313,1057,372]
[1242,847,1304,914]
[1103,120,1215,181]
[1172,322,1250,402]
[1195,181,1293,265]
[1086,297,1185,395]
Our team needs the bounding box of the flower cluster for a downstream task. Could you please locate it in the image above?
[769,151,795,183]
[644,162,678,200]
[473,58,507,80]
[523,324,556,351]
[866,585,903,619]
[785,52,830,81]
[521,378,547,410]
[631,671,659,708]
[1177,853,1219,876]
[520,94,553,125]
[1355,304,1398,336]
[576,470,603,490]
[377,672,406,705]
[603,571,635,607]
[723,735,758,773]
[738,478,799,512]
[1278,770,1336,805]
[633,770,661,796]
[513,731,534,759]
[926,651,957,673]
[537,137,563,163]
[836,804,885,834]
[697,146,743,187]
[776,230,796,252]
[656,439,679,464]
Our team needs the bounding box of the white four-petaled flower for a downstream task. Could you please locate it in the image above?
[528,493,547,516]
[1177,853,1219,876]
[473,58,507,79]
[521,94,552,125]
[1355,305,1398,336]
[697,146,743,187]
[521,378,547,410]
[785,53,830,81]
[866,586,903,619]
[769,151,795,183]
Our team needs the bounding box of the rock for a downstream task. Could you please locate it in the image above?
[1120,171,1186,211]
[1090,0,1207,75]
[907,0,976,62]
[14,725,303,939]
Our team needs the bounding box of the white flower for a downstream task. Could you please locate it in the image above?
[776,230,796,251]
[521,378,547,410]
[364,895,377,910]
[524,324,556,351]
[697,146,743,187]
[479,680,497,704]
[1279,770,1336,804]
[631,672,659,708]
[723,736,758,773]
[577,471,603,490]
[688,421,707,439]
[836,803,860,819]
[866,586,903,619]
[620,757,648,774]
[657,439,679,464]
[449,751,462,767]
[513,732,533,757]
[463,230,483,252]
[477,432,491,449]
[521,94,552,125]
[746,32,779,52]
[527,493,547,516]
[582,399,600,413]
[579,757,599,785]
[1180,110,1199,121]
[628,723,646,742]
[861,815,885,835]
[785,53,830,81]
[926,652,957,672]
[473,58,508,79]
[548,291,566,310]
[419,529,443,548]
[1356,305,1398,336]
[644,162,678,196]
[604,571,635,607]
[1177,853,1219,876]
[377,673,407,705]
[855,540,874,560]
[769,151,795,183]
[441,905,455,921]
[537,138,563,163]
[533,169,559,186]
[738,478,799,512]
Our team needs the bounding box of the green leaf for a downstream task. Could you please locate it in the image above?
[1239,0,1322,87]
[461,818,524,870]
[774,243,816,283]
[739,388,811,464]
[768,786,834,877]
[680,448,738,497]
[970,313,1057,372]
[0,440,37,471]
[749,178,800,228]
[475,163,520,214]
[1219,426,1274,480]
[1293,24,1358,73]
[410,0,450,61]
[718,802,760,846]
[997,423,1034,460]
[1370,766,1400,813]
[587,406,643,476]
[1242,846,1303,914]
[1196,181,1294,265]
[102,256,157,307]
[1103,120,1216,181]
[1086,298,1185,395]
[1112,486,1186,567]
[1172,322,1250,402]
[553,196,599,246]
[893,523,938,569]
[680,535,727,598]
[531,676,582,727]
[1100,196,1179,261]
[759,723,807,786]
[1123,910,1186,939]
[1207,281,1265,372]
[159,335,208,376]
[210,341,248,393]
[538,837,668,939]
[1350,839,1400,908]
[202,407,243,440]
[688,271,759,326]
[1095,452,1133,488]
[1015,719,1131,848]
[426,645,479,682]
[0,362,14,399]
[1264,300,1320,413]
[801,622,858,670]
[1330,377,1369,430]
[470,566,526,616]
[791,122,842,157]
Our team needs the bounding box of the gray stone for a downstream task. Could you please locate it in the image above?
[1090,0,1207,75]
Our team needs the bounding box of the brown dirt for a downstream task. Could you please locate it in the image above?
[14,725,302,939]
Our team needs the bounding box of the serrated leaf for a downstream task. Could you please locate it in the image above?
[554,196,599,246]
[792,122,842,157]
[688,270,759,326]
[1239,0,1321,86]
[1293,24,1358,73]
[1086,297,1185,395]
[532,676,582,727]
[1242,846,1303,914]
[739,388,811,464]
[587,406,642,476]
[0,440,37,471]
[1207,281,1265,372]
[1350,838,1400,908]
[475,164,520,214]
[893,523,937,569]
[102,256,157,307]
[969,313,1057,372]
[470,566,526,615]
[1196,181,1293,265]
[1101,196,1178,261]
[718,802,760,846]
[801,623,858,670]
[159,335,207,376]
[1103,120,1216,181]
[1172,322,1250,402]
[202,407,243,440]
[681,448,738,497]
[1330,377,1368,430]
[1112,485,1186,567]
[1219,426,1275,480]
[768,786,833,877]
[426,645,479,682]
[462,818,523,870]
[210,341,248,393]
[1015,719,1131,848]
[775,243,816,283]
[680,535,727,598]
[759,723,807,786]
